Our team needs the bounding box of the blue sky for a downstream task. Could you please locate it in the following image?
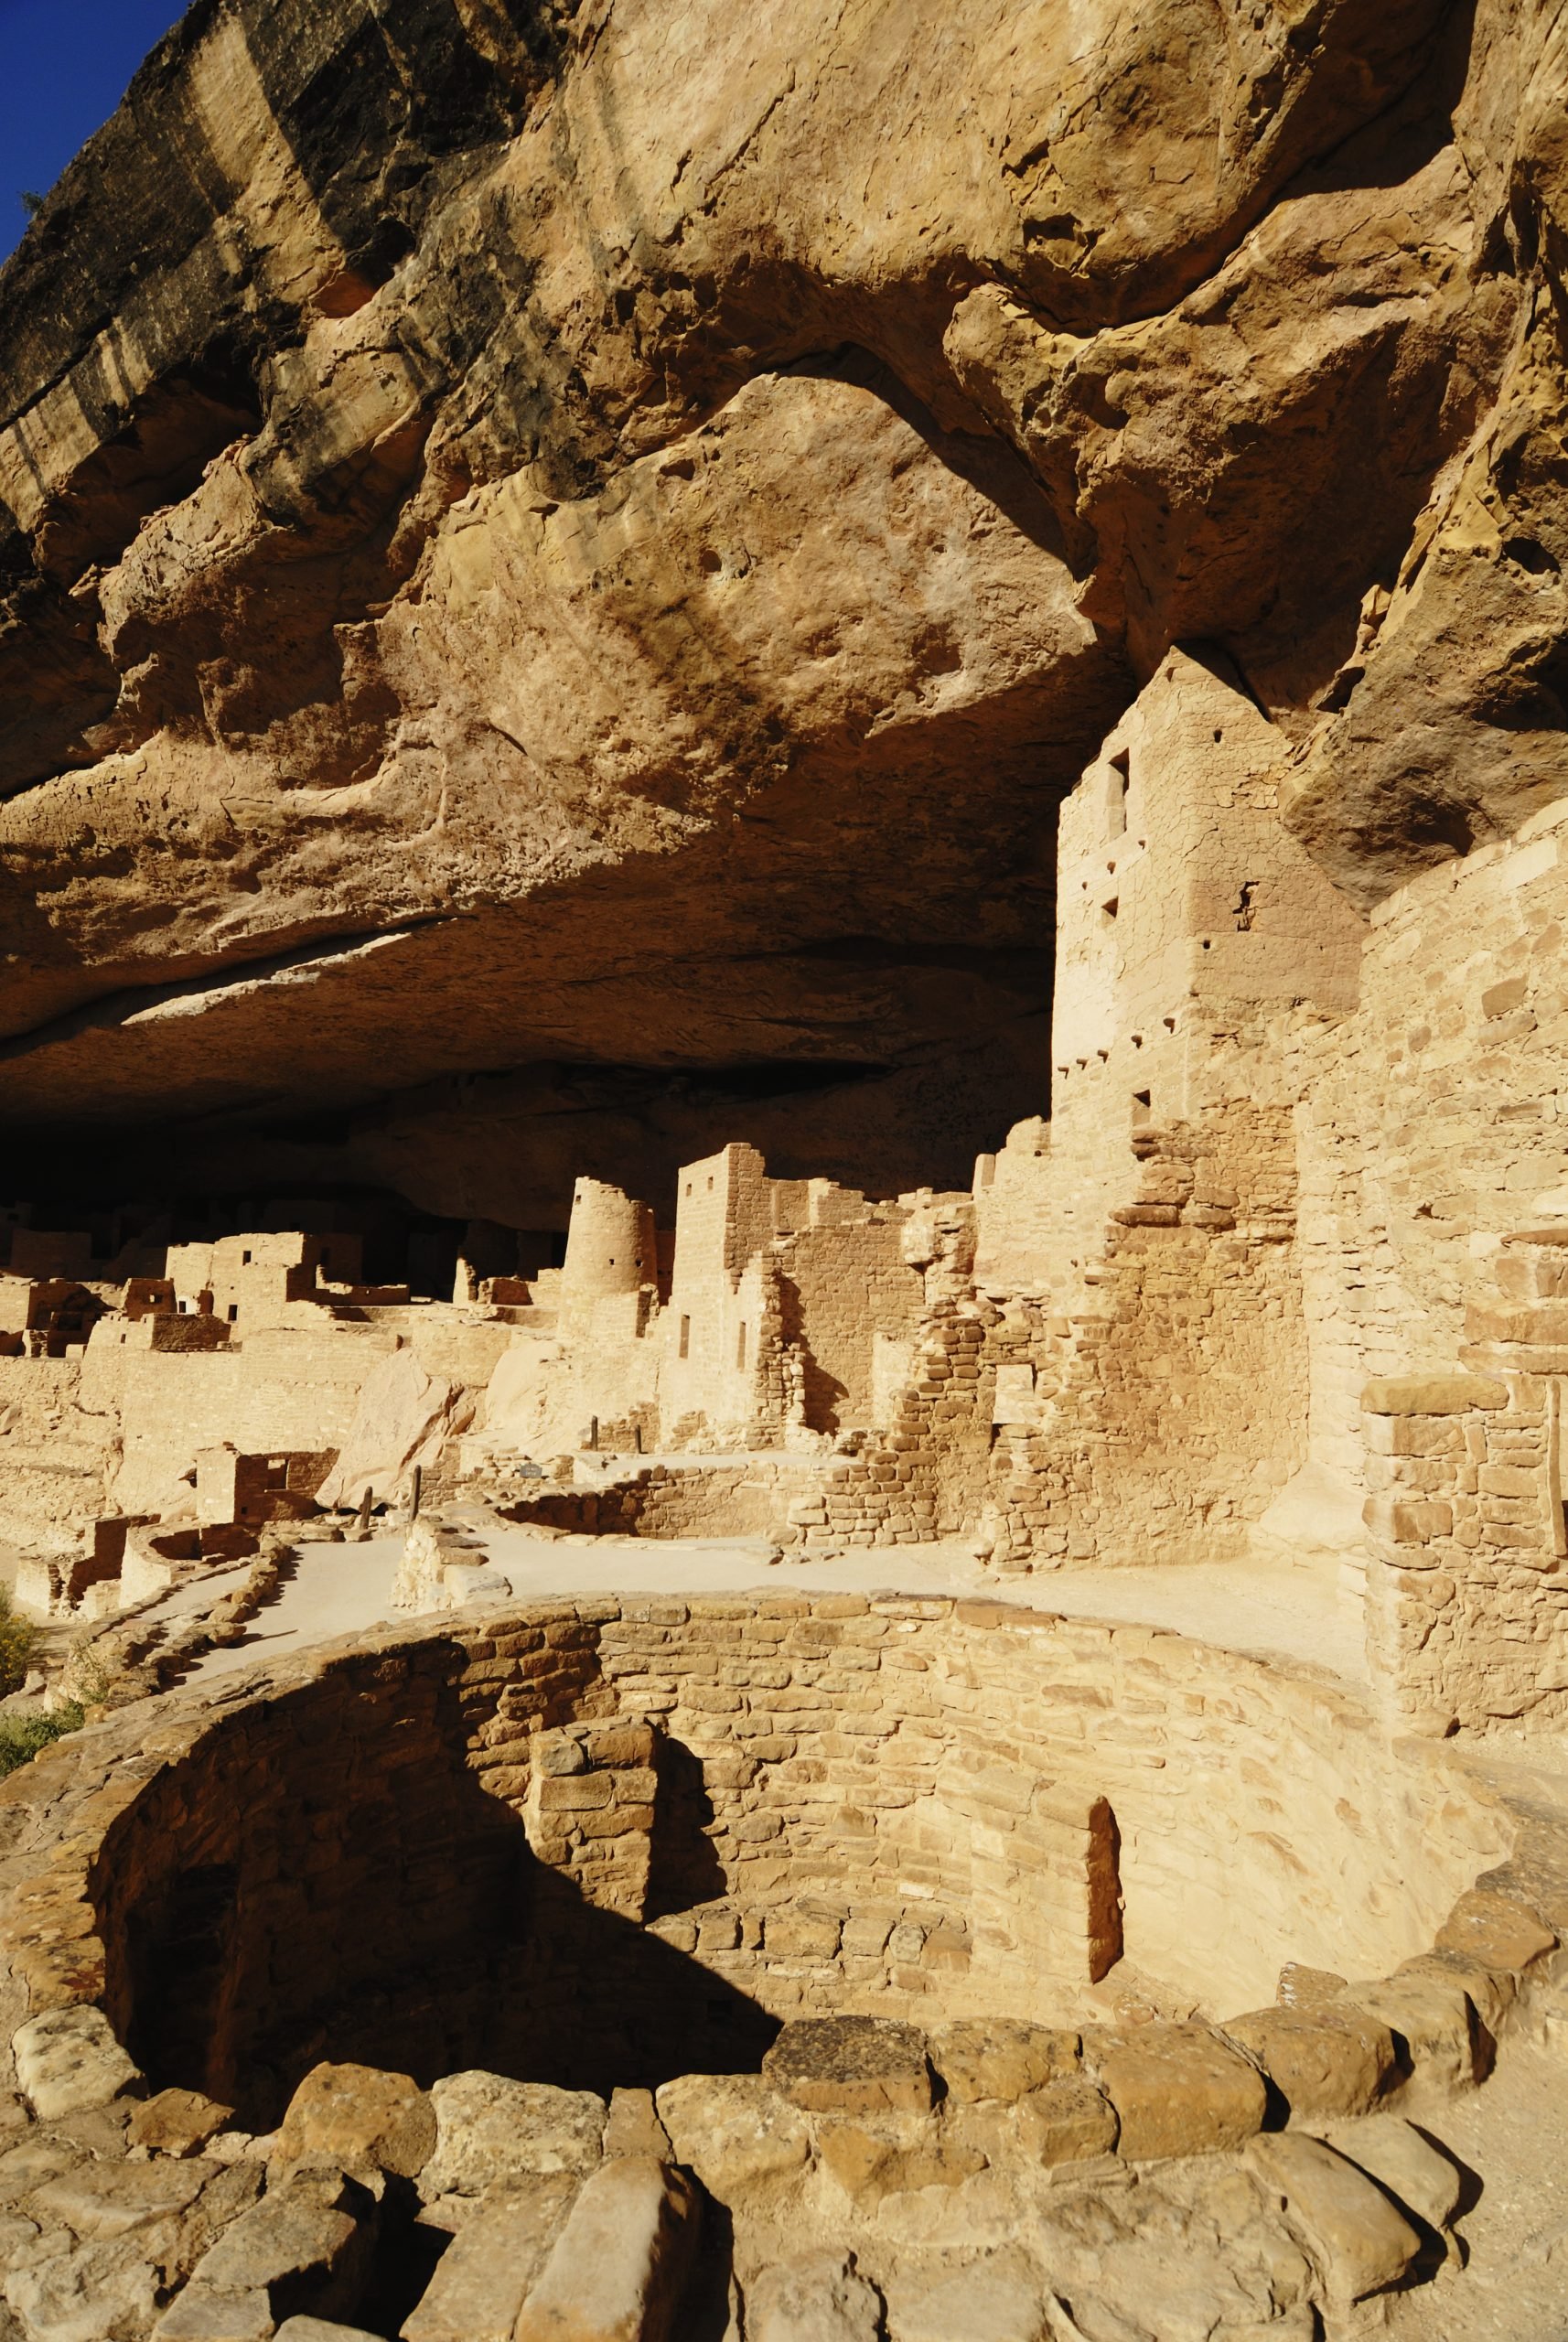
[1,0,186,263]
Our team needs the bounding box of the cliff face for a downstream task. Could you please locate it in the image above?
[1,0,1565,1210]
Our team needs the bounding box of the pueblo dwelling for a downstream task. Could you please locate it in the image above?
[6,647,1566,1744]
[0,650,1567,2340]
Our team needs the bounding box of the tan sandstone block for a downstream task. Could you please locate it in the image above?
[514,2157,699,2342]
[420,2075,605,2198]
[654,2074,810,2196]
[1360,1378,1509,1415]
[402,2175,580,2342]
[12,2005,141,2122]
[745,2251,883,2342]
[1222,2007,1396,2120]
[929,2020,1080,2103]
[763,2017,932,2114]
[953,2077,1119,2169]
[1434,1888,1558,1973]
[1093,2025,1267,2160]
[1322,2113,1465,2232]
[1344,1972,1484,2098]
[274,2062,436,2182]
[1247,2133,1422,2304]
[127,2088,235,2158]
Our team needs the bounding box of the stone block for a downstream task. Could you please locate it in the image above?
[403,2175,580,2342]
[1093,2024,1267,2160]
[193,2181,369,2325]
[1361,1497,1453,1545]
[12,2006,141,2122]
[955,2077,1118,2169]
[514,2157,699,2342]
[1434,1888,1558,1973]
[746,2251,883,2342]
[421,2075,606,2198]
[886,2257,1053,2341]
[814,2111,983,2202]
[654,2074,810,2196]
[1247,2133,1421,2304]
[763,2017,932,2114]
[275,2063,436,2182]
[154,2286,275,2340]
[128,2088,235,2159]
[1222,2006,1396,2120]
[602,2090,670,2163]
[1322,2113,1465,2231]
[929,2020,1079,2103]
[1360,1378,1509,1415]
[275,2324,384,2340]
[1343,1971,1484,2097]
[29,2154,214,2238]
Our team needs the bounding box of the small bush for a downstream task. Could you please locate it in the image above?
[0,1705,84,1780]
[65,1633,114,1708]
[0,1588,36,1697]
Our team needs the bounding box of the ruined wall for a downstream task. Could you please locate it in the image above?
[775,1208,925,1434]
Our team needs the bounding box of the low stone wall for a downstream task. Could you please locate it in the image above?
[502,1457,816,1541]
[0,1596,1547,2149]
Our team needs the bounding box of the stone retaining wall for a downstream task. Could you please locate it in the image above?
[0,1597,1542,2143]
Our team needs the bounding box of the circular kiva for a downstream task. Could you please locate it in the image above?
[2,1593,1555,2146]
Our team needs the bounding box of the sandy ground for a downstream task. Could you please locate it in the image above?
[176,1524,1364,1686]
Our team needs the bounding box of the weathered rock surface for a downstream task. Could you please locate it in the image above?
[418,2074,605,2200]
[763,2017,933,2115]
[11,2009,141,2123]
[512,2156,699,2342]
[745,2251,884,2342]
[2,0,1564,1206]
[1090,2025,1268,2162]
[1221,2005,1396,2122]
[401,2175,580,2342]
[1246,2132,1423,2304]
[273,2061,435,2184]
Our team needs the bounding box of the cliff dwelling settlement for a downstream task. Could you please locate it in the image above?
[0,2,1567,2338]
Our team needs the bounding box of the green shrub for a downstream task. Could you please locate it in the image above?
[0,1704,84,1780]
[0,1588,35,1697]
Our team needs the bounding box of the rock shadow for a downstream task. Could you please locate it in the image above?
[111,1638,779,2128]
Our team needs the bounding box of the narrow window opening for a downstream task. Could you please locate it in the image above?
[1108,748,1129,838]
[679,1316,691,1359]
[226,1305,238,1324]
[1132,1090,1152,1125]
[242,1250,252,1265]
[1088,1798,1124,1982]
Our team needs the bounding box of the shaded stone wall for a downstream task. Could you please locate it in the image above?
[16,1596,1504,2133]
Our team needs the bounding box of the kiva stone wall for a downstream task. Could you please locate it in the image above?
[0,1597,1514,2134]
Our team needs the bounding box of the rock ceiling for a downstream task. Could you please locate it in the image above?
[1,0,1564,1209]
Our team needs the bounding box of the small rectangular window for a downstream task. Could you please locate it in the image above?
[679,1315,691,1359]
[242,1250,252,1265]
[1108,748,1129,838]
[227,1305,239,1323]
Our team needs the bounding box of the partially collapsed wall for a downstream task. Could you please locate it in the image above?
[11,641,1568,1740]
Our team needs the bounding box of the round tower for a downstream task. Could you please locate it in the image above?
[560,1178,656,1317]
